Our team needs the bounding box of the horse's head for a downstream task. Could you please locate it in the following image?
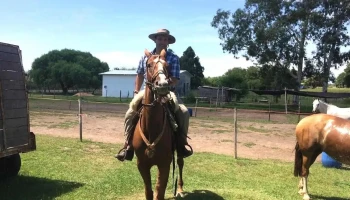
[144,49,170,96]
[312,98,320,113]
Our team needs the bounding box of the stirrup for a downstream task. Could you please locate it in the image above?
[115,148,134,161]
[178,144,193,158]
[184,144,193,157]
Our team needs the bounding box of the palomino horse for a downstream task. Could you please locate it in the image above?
[312,98,350,119]
[294,113,350,200]
[132,49,185,200]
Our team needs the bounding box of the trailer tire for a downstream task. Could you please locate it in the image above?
[0,153,21,179]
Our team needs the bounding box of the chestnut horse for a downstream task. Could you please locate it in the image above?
[294,113,350,200]
[132,49,185,200]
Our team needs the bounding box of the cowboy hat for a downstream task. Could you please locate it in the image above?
[148,29,176,44]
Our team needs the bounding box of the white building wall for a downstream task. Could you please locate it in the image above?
[102,75,141,98]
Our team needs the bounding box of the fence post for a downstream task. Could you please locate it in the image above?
[298,101,301,123]
[284,87,287,114]
[234,107,238,159]
[268,102,271,121]
[78,97,82,142]
[216,86,219,111]
[194,98,198,117]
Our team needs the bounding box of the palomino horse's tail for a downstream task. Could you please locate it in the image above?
[294,142,303,177]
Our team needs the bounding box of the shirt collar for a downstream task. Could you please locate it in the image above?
[151,48,172,55]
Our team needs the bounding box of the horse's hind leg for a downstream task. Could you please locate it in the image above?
[299,152,320,200]
[137,162,153,200]
[176,156,185,197]
[155,164,171,200]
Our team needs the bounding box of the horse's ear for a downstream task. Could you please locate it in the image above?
[160,49,166,59]
[145,49,152,58]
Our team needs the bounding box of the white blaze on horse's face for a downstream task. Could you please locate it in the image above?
[312,99,319,113]
[153,57,168,88]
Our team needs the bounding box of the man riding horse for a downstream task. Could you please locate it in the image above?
[115,28,193,161]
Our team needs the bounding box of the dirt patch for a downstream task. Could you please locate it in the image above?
[29,103,314,162]
[73,92,94,97]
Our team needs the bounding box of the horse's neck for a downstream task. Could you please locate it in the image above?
[319,102,329,113]
[321,102,336,113]
[142,88,165,136]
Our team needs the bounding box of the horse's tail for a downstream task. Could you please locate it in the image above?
[294,142,303,177]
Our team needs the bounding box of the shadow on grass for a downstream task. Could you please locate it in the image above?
[173,190,224,200]
[0,175,83,200]
[310,195,350,200]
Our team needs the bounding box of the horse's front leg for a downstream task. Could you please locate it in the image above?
[137,161,153,200]
[155,164,171,200]
[176,156,185,197]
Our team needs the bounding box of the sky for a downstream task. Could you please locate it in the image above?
[0,0,348,78]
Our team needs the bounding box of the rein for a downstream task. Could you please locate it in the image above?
[138,56,171,158]
[138,103,168,158]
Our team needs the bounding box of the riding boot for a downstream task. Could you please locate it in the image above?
[115,142,134,161]
[177,135,193,158]
[174,104,193,158]
[115,108,139,162]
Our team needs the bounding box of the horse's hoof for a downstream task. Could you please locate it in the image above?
[302,193,310,200]
[298,190,304,196]
[303,196,310,200]
[176,192,185,198]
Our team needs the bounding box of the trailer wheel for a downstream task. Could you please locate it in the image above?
[0,153,21,179]
[6,153,21,177]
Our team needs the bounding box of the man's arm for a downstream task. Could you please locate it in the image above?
[168,54,180,87]
[134,56,145,94]
[134,74,144,93]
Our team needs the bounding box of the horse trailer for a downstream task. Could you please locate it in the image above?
[0,42,36,179]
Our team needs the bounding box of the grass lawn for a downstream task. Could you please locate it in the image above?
[1,135,349,200]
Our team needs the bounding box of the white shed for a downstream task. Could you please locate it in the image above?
[175,70,193,97]
[99,70,143,98]
[99,70,192,98]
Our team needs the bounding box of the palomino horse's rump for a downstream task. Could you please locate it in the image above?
[295,113,350,165]
[294,113,350,200]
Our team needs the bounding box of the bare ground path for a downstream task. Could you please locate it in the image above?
[29,104,310,162]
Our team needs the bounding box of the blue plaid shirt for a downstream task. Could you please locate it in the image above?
[136,48,180,83]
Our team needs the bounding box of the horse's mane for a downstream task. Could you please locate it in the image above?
[318,99,338,108]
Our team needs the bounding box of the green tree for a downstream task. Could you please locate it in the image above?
[342,63,350,87]
[202,76,221,87]
[335,72,346,88]
[30,49,109,94]
[211,0,320,92]
[245,66,261,89]
[211,0,350,95]
[219,68,249,99]
[179,46,205,89]
[258,64,298,90]
[309,0,350,92]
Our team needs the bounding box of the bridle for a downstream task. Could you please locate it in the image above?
[143,55,170,107]
[138,54,173,158]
